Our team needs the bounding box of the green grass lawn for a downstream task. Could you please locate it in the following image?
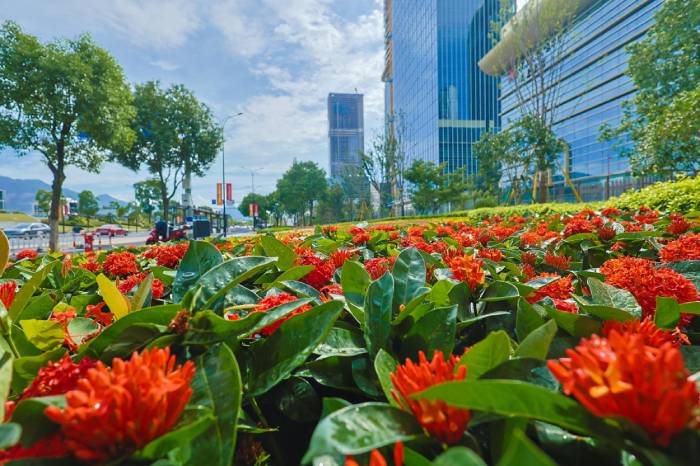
[0,212,39,222]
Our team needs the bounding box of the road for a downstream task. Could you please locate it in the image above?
[5,230,152,254]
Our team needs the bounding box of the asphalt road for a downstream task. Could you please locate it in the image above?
[4,230,152,254]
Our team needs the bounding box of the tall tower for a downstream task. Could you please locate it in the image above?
[328,93,365,179]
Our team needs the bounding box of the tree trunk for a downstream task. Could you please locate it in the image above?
[162,195,170,223]
[537,170,548,203]
[49,170,65,251]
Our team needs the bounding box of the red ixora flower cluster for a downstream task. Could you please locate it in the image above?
[45,347,195,463]
[391,351,470,444]
[140,242,189,268]
[448,255,485,292]
[228,292,313,337]
[365,257,397,280]
[548,330,699,446]
[102,251,139,277]
[600,257,698,322]
[295,248,336,290]
[0,281,16,309]
[527,273,576,312]
[15,249,38,261]
[118,273,165,299]
[478,248,504,262]
[659,233,700,263]
[345,442,404,466]
[601,318,689,349]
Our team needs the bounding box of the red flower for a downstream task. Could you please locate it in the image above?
[527,273,574,304]
[448,255,485,292]
[601,318,689,348]
[141,243,189,268]
[0,281,17,309]
[563,217,595,237]
[547,331,699,446]
[601,207,621,218]
[295,250,335,290]
[667,214,691,236]
[365,257,397,280]
[660,233,700,262]
[597,225,617,241]
[85,302,114,327]
[552,299,578,313]
[230,293,313,337]
[102,252,139,277]
[634,207,659,225]
[391,351,470,444]
[478,248,504,262]
[118,273,165,299]
[330,249,357,268]
[320,283,344,301]
[45,348,195,462]
[521,252,537,266]
[601,257,698,322]
[544,251,571,271]
[345,442,404,466]
[0,434,68,464]
[352,232,371,245]
[15,249,38,261]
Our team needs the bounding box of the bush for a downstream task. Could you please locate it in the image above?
[473,196,498,209]
[609,175,700,212]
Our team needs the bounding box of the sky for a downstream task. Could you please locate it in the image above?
[0,0,385,207]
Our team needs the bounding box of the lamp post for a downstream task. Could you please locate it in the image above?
[221,113,243,235]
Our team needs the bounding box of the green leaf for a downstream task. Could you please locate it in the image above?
[587,278,642,318]
[543,306,600,339]
[401,305,457,359]
[172,240,223,303]
[0,348,13,421]
[16,294,55,321]
[198,256,277,311]
[66,317,100,347]
[655,297,680,329]
[392,247,426,313]
[415,380,614,438]
[364,273,394,359]
[302,402,422,463]
[19,320,64,351]
[131,272,154,311]
[10,396,65,446]
[374,349,399,407]
[270,265,315,287]
[458,330,512,380]
[515,299,545,341]
[11,347,66,394]
[496,429,558,466]
[247,300,343,396]
[314,326,367,359]
[280,280,321,298]
[481,281,520,302]
[261,235,298,271]
[272,376,321,423]
[189,344,242,466]
[429,280,455,307]
[514,320,557,360]
[138,409,215,460]
[433,447,488,466]
[0,423,21,450]
[341,260,371,323]
[9,261,57,321]
[96,273,129,320]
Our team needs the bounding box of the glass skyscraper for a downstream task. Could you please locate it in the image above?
[481,0,663,201]
[384,0,500,175]
[328,93,364,179]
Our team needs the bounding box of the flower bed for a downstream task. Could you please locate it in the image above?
[0,206,699,465]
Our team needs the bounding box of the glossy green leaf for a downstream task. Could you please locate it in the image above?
[496,429,558,466]
[481,281,520,302]
[189,344,242,466]
[247,300,343,396]
[9,261,57,321]
[458,330,512,380]
[401,305,457,359]
[363,273,394,359]
[66,317,100,347]
[544,306,600,338]
[172,240,223,303]
[655,297,680,329]
[314,326,367,359]
[587,278,642,318]
[131,272,154,311]
[11,347,66,394]
[199,256,277,311]
[138,409,215,460]
[341,260,371,323]
[374,349,399,407]
[303,402,422,463]
[19,320,63,351]
[10,396,65,446]
[514,320,557,360]
[272,376,321,423]
[433,447,487,466]
[0,423,20,450]
[0,347,13,421]
[392,247,426,313]
[270,265,315,287]
[515,299,545,341]
[261,235,298,270]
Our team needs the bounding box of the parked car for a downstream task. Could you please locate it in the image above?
[2,223,51,238]
[95,224,128,236]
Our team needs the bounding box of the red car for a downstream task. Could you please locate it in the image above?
[95,224,128,236]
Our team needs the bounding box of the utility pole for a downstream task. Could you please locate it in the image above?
[220,113,243,235]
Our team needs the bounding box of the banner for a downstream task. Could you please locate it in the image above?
[216,183,223,206]
[249,202,259,217]
[226,183,233,204]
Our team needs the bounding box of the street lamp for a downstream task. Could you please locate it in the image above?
[221,113,243,235]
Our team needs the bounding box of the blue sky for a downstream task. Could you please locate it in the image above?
[0,0,384,206]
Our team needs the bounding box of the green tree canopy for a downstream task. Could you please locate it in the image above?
[238,193,269,222]
[133,179,161,219]
[473,131,506,195]
[77,190,99,221]
[0,21,135,249]
[34,189,51,215]
[276,160,328,225]
[115,81,223,221]
[404,161,470,214]
[603,0,700,174]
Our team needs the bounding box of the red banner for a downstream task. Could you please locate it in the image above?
[249,203,259,217]
[216,183,223,206]
[226,183,233,203]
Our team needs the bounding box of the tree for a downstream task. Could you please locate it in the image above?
[77,190,99,225]
[601,0,700,174]
[34,189,51,216]
[473,131,505,196]
[114,81,222,222]
[134,179,161,223]
[317,184,346,223]
[404,160,471,214]
[0,22,135,250]
[360,129,407,217]
[276,160,328,225]
[337,165,371,220]
[238,193,269,222]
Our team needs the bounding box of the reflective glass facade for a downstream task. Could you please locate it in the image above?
[328,93,364,179]
[499,0,663,201]
[390,0,500,175]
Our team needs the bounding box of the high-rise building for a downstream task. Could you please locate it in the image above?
[328,93,364,179]
[384,0,500,175]
[480,0,664,201]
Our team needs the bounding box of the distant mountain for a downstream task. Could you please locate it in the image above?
[0,175,128,214]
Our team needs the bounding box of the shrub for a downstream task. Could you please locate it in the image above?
[609,175,700,212]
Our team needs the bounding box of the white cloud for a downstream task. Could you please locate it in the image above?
[208,0,267,58]
[149,60,180,71]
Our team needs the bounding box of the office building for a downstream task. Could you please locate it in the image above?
[384,0,500,174]
[328,93,364,179]
[480,0,664,201]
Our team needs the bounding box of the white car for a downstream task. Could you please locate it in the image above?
[2,223,51,238]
